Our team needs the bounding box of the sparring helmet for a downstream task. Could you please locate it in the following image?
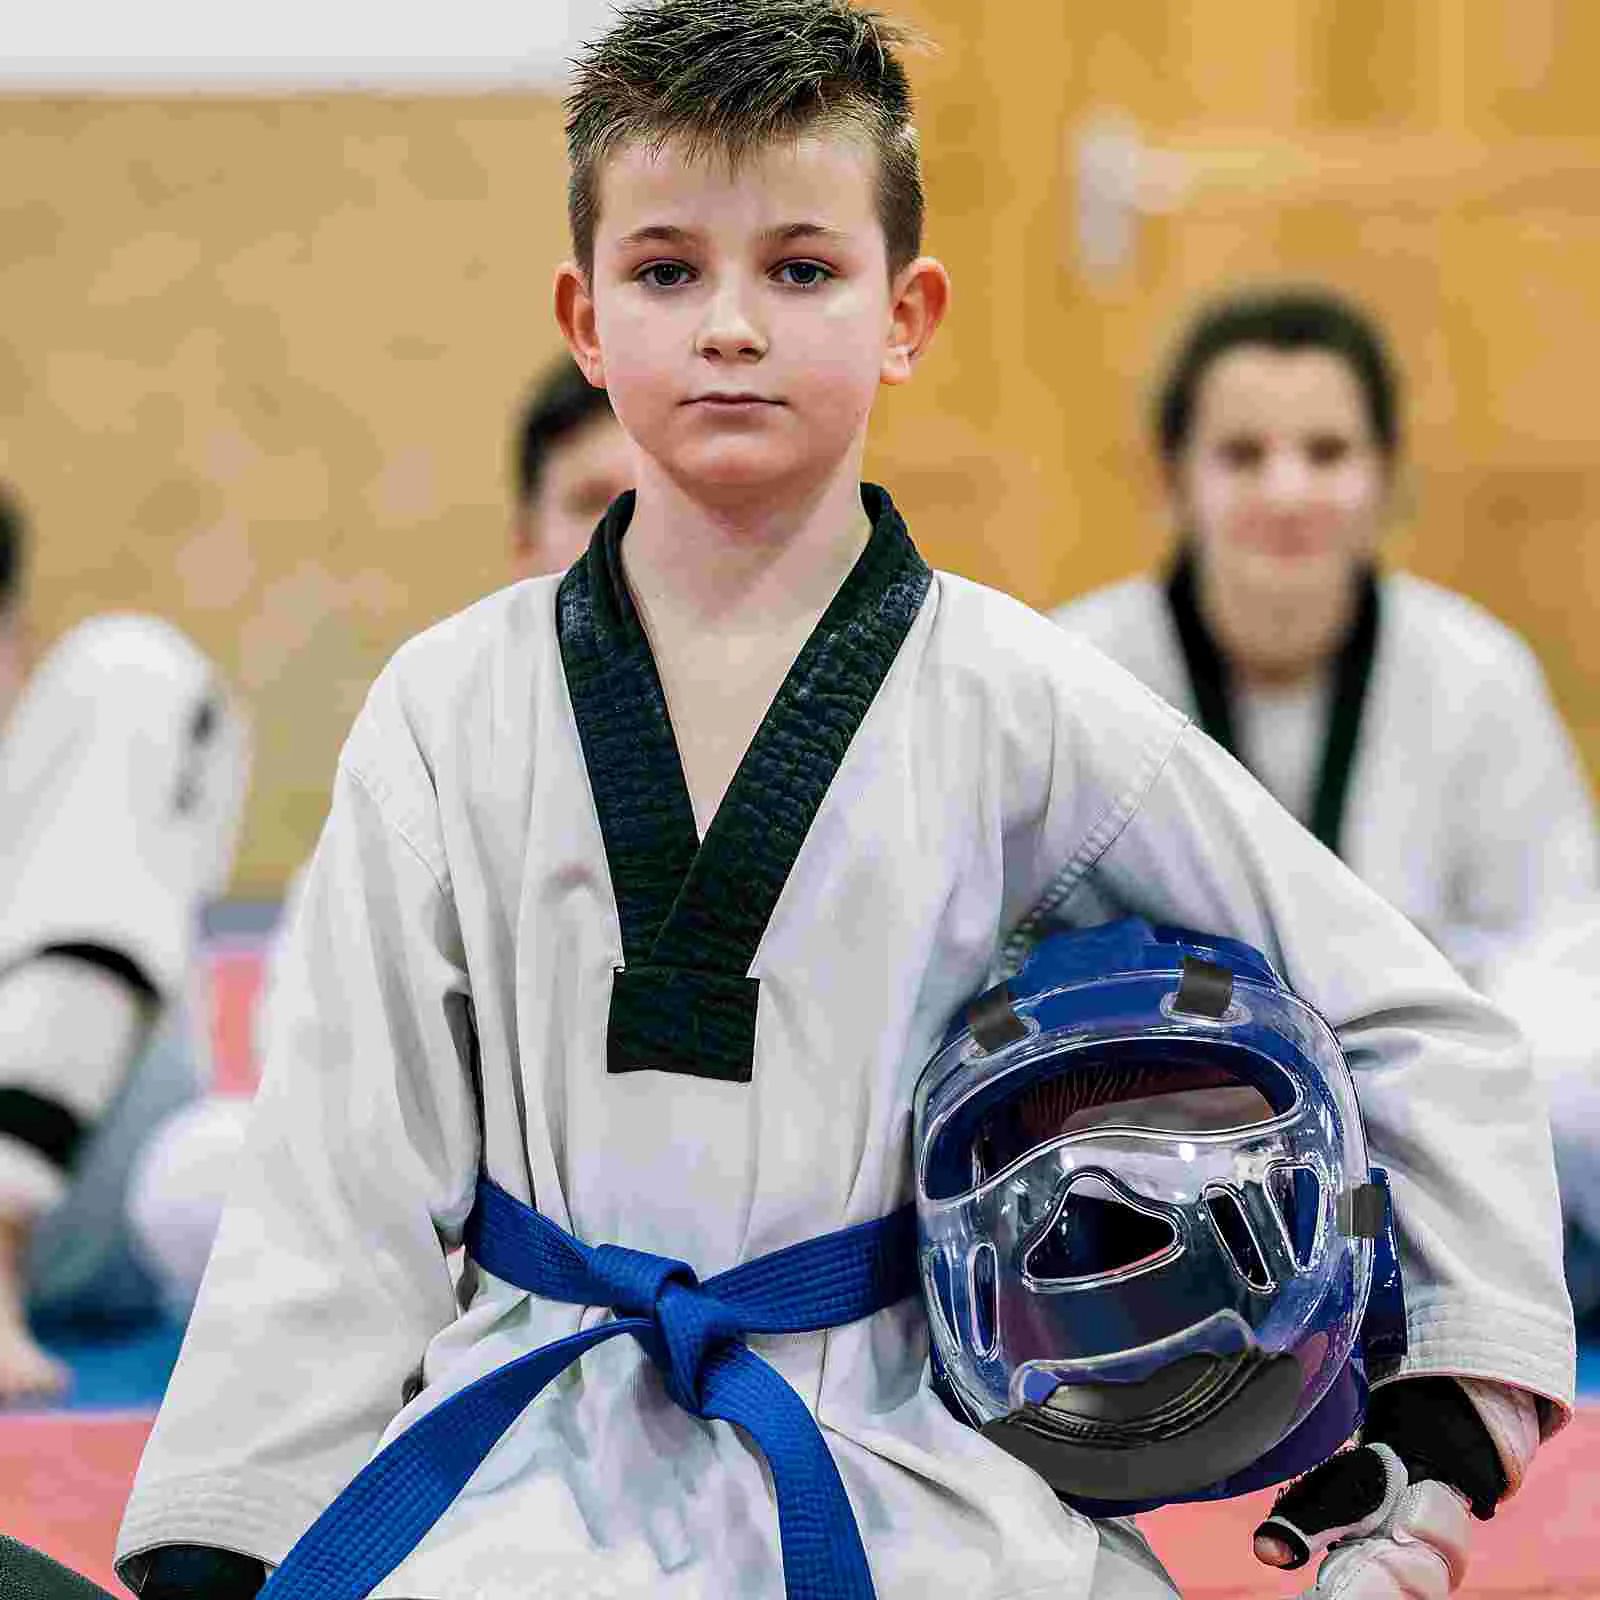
[915,919,1404,1515]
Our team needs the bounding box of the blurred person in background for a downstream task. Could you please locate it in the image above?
[511,352,634,579]
[0,481,251,1403]
[1053,285,1600,1319]
[1054,285,1598,985]
[123,357,631,1320]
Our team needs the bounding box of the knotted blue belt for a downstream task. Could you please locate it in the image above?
[260,1177,919,1600]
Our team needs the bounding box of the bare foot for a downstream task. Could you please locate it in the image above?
[0,1320,70,1405]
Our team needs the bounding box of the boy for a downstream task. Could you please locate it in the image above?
[117,5,1571,1598]
[0,483,250,1402]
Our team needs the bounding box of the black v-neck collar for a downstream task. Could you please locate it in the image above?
[1165,549,1381,857]
[557,483,932,1082]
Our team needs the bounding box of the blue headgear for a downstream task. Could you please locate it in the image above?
[914,918,1406,1517]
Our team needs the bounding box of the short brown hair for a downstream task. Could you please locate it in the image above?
[566,0,924,276]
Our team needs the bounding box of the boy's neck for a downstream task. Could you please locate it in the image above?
[620,456,874,637]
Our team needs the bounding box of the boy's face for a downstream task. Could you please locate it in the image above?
[513,410,634,580]
[558,129,943,502]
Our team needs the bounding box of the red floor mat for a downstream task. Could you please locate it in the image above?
[1,1414,152,1594]
[4,1409,1598,1597]
[206,942,266,1098]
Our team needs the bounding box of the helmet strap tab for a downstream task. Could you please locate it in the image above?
[1174,955,1233,1018]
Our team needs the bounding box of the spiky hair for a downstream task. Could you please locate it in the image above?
[566,0,924,274]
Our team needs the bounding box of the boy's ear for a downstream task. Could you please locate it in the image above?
[555,262,606,387]
[881,256,951,387]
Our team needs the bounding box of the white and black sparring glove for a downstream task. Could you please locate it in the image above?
[1252,1376,1541,1598]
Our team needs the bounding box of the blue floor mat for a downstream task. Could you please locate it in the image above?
[32,1318,186,1413]
[1577,1342,1600,1398]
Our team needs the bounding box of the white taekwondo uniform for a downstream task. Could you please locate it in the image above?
[1051,564,1598,987]
[118,492,1571,1600]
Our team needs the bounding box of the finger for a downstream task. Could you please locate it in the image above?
[1254,1444,1402,1568]
[1254,1529,1300,1567]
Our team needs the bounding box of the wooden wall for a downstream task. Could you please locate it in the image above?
[4,1,1600,892]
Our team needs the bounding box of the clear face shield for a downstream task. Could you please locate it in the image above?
[915,940,1375,1507]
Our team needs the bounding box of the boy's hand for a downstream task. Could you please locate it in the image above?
[1250,1376,1539,1598]
[1252,1441,1470,1597]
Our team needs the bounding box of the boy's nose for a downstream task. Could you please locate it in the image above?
[695,289,768,361]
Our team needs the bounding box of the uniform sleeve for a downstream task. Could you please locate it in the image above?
[115,669,481,1582]
[0,616,250,1001]
[1436,641,1599,983]
[1030,712,1575,1429]
[0,959,144,1213]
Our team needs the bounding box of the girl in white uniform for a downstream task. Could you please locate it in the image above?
[0,484,251,1401]
[1052,287,1598,987]
[1052,288,1600,1322]
[115,14,1570,1600]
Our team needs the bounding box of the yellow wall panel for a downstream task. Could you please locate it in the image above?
[6,1,1600,891]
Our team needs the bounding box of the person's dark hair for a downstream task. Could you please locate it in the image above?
[1156,287,1401,468]
[565,0,924,276]
[0,482,25,613]
[514,357,617,507]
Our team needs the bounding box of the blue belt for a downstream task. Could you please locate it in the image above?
[260,1178,919,1600]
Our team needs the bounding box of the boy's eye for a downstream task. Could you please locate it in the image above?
[638,261,693,289]
[775,260,833,288]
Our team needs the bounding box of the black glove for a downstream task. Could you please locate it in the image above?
[1251,1377,1517,1598]
[136,1544,268,1599]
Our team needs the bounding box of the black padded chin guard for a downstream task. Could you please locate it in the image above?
[983,1349,1304,1504]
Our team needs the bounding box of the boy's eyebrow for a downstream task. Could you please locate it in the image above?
[759,222,851,247]
[613,221,853,251]
[615,223,702,250]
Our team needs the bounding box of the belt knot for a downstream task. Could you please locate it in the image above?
[587,1242,744,1413]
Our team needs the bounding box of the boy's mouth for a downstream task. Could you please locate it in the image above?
[686,393,781,408]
